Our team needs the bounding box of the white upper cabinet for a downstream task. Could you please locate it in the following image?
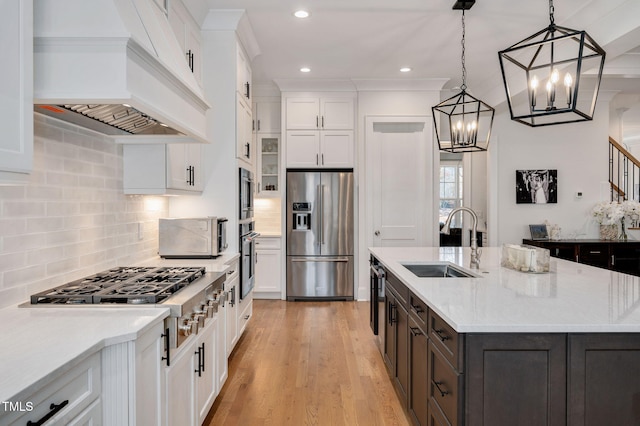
[285,98,320,129]
[253,100,281,133]
[0,0,33,184]
[237,46,252,108]
[237,97,254,169]
[285,93,355,168]
[168,0,203,86]
[286,130,354,168]
[286,97,354,130]
[123,143,203,195]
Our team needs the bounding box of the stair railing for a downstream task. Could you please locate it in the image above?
[609,136,640,202]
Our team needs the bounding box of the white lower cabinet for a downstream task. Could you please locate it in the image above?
[238,290,253,336]
[3,352,101,425]
[195,319,217,425]
[255,236,282,298]
[225,272,239,357]
[135,321,164,426]
[164,316,217,426]
[165,337,196,426]
[216,289,228,394]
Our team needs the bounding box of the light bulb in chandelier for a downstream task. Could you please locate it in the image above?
[564,73,573,106]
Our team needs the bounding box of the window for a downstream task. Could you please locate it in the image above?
[439,161,463,227]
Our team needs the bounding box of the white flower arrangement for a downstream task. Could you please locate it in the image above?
[591,201,625,225]
[591,200,640,225]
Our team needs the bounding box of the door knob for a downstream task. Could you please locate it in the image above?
[374,230,380,236]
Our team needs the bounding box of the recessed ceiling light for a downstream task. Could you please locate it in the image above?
[300,67,311,73]
[400,67,412,73]
[294,10,310,18]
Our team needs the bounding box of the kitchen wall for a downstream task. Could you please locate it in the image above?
[254,197,282,235]
[490,96,612,246]
[0,114,168,309]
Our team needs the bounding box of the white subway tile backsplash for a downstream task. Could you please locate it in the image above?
[0,219,27,237]
[3,201,47,218]
[0,186,26,200]
[46,171,79,187]
[3,233,48,252]
[26,217,65,233]
[0,116,168,308]
[3,265,47,289]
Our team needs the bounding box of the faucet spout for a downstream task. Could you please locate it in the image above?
[441,206,481,269]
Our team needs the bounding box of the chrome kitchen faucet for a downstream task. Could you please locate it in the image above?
[441,206,481,269]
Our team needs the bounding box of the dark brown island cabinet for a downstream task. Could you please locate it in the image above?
[378,262,640,426]
[522,239,640,276]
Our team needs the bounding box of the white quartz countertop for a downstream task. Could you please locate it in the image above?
[369,246,640,333]
[0,255,239,406]
[0,305,169,404]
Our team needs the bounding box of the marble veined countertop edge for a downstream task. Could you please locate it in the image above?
[369,246,640,334]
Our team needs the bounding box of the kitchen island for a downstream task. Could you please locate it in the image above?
[370,246,640,426]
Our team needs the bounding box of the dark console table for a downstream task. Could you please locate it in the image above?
[522,239,640,277]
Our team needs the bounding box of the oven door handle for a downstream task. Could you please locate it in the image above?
[245,231,261,241]
[370,265,386,279]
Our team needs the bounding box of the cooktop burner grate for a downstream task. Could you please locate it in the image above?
[30,266,206,305]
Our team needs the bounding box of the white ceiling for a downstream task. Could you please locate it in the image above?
[190,0,640,100]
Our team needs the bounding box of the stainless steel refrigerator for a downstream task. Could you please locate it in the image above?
[286,170,354,300]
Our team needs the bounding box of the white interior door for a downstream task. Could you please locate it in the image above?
[366,116,435,248]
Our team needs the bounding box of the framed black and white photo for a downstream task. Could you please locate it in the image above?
[516,169,557,204]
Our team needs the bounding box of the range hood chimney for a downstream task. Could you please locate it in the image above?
[34,0,209,143]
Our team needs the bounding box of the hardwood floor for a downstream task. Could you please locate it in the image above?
[204,300,411,426]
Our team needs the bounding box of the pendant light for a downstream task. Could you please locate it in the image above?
[498,0,606,127]
[432,2,495,153]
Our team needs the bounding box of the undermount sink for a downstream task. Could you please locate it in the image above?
[401,262,476,278]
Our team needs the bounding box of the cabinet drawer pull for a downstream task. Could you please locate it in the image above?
[589,250,601,254]
[433,381,450,397]
[161,328,171,367]
[27,400,69,426]
[410,303,424,314]
[194,345,202,377]
[389,302,397,324]
[434,328,449,342]
[409,326,423,336]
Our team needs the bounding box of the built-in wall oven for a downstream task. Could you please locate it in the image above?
[239,168,254,220]
[239,167,258,299]
[370,255,386,354]
[239,221,259,299]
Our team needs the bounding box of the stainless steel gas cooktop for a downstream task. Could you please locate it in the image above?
[30,266,206,305]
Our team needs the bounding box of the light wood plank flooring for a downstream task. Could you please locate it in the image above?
[204,300,411,426]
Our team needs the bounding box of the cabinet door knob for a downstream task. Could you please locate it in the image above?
[374,230,380,236]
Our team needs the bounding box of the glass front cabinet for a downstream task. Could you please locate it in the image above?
[257,134,280,196]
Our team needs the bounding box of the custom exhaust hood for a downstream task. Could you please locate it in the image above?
[33,0,209,143]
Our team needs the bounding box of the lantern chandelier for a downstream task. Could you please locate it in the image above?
[432,1,495,153]
[498,0,606,127]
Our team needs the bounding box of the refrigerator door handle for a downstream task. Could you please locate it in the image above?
[290,257,350,262]
[317,184,323,246]
[320,183,323,246]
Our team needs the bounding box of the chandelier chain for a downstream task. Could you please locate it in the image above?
[549,0,555,26]
[460,9,467,91]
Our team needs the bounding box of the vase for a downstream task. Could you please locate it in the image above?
[619,217,628,241]
[599,224,618,240]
